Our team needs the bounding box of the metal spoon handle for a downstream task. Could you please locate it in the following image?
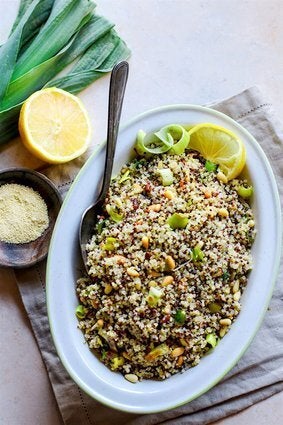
[98,61,129,202]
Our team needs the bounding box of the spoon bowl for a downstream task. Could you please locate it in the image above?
[79,61,129,271]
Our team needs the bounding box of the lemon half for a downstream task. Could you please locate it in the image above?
[19,88,91,164]
[188,123,246,180]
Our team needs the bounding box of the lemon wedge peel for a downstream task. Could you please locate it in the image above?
[187,123,246,180]
[19,88,91,164]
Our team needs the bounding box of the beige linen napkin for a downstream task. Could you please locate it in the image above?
[14,87,283,425]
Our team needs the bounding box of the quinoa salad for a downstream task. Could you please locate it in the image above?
[76,128,256,382]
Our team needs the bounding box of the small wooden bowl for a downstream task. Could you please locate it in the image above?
[0,168,62,268]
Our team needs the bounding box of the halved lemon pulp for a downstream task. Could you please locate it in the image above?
[19,88,91,164]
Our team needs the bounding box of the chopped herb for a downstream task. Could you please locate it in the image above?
[191,246,204,261]
[222,271,230,281]
[101,349,108,360]
[205,160,217,172]
[96,219,106,234]
[119,169,131,183]
[174,309,186,324]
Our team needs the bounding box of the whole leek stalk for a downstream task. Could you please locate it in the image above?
[0,0,130,145]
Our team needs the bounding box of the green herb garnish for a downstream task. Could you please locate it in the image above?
[174,309,187,324]
[205,160,217,172]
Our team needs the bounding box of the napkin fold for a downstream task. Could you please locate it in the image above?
[14,87,283,425]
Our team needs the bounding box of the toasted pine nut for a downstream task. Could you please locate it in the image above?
[218,208,229,218]
[171,347,185,358]
[149,270,161,277]
[213,268,223,277]
[114,255,126,265]
[91,299,98,308]
[164,189,175,200]
[135,281,141,290]
[233,281,240,293]
[104,284,113,295]
[127,267,140,277]
[122,351,131,360]
[162,275,174,287]
[217,171,228,183]
[177,355,184,367]
[96,319,104,328]
[142,236,149,249]
[132,184,143,194]
[197,240,204,248]
[148,280,157,287]
[219,326,228,337]
[204,190,211,199]
[163,305,171,314]
[165,255,176,270]
[148,204,161,212]
[125,373,138,383]
[180,338,188,347]
[219,318,232,326]
[234,290,241,301]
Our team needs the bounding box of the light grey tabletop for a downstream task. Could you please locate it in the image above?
[0,1,283,424]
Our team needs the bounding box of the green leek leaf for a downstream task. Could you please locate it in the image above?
[12,0,95,80]
[0,103,23,144]
[0,0,42,101]
[48,36,130,94]
[1,15,114,110]
[10,0,55,53]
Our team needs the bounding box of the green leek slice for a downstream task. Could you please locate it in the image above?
[206,333,217,348]
[237,185,253,198]
[155,124,190,155]
[135,124,190,155]
[119,169,131,183]
[191,246,204,261]
[101,237,118,251]
[75,304,87,319]
[168,213,189,229]
[106,205,123,223]
[157,168,174,186]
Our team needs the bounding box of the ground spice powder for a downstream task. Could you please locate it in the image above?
[0,183,49,244]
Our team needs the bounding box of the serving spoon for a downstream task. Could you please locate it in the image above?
[79,61,129,271]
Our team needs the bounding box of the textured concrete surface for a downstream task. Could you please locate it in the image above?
[0,1,282,424]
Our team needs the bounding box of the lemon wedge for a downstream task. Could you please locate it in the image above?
[188,123,246,180]
[19,88,91,164]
